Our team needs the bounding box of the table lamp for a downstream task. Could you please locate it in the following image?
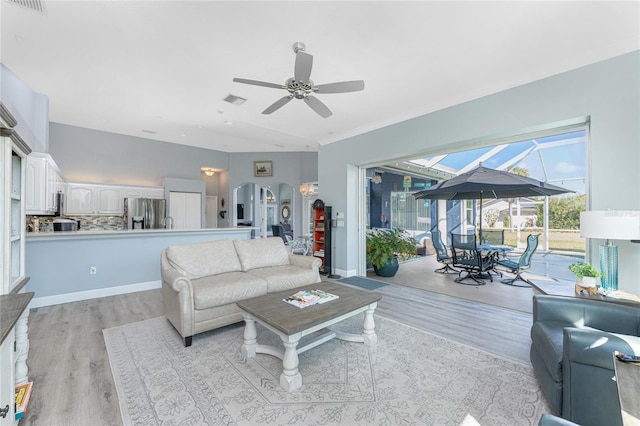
[580,210,640,291]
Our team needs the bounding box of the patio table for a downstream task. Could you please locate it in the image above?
[477,244,514,276]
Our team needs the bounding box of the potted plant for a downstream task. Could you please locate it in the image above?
[569,261,603,288]
[366,228,417,277]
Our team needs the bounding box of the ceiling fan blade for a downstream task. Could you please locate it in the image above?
[294,51,313,83]
[233,78,284,89]
[262,96,293,114]
[314,80,365,93]
[304,96,332,118]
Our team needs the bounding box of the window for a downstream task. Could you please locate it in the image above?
[390,192,430,231]
[464,200,474,226]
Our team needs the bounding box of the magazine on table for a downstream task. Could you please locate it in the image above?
[283,289,339,308]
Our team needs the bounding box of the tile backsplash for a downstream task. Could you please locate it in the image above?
[27,215,125,232]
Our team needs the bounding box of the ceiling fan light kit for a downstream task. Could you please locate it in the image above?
[233,42,364,118]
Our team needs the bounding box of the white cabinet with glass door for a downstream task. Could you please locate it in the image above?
[0,105,32,425]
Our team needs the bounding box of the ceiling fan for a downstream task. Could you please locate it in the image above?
[233,42,364,118]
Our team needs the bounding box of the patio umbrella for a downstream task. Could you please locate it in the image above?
[413,166,573,235]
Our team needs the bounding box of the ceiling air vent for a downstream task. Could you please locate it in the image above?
[7,0,46,14]
[223,94,247,106]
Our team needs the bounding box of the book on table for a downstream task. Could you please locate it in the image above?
[283,289,339,308]
[15,381,33,420]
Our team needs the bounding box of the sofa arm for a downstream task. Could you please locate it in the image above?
[564,328,640,370]
[288,253,322,272]
[161,256,194,293]
[562,328,640,425]
[160,250,196,341]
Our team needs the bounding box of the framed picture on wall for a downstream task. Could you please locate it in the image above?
[254,161,273,177]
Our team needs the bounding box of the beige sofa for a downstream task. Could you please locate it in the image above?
[161,237,322,346]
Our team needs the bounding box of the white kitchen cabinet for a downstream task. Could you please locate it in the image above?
[66,183,165,215]
[25,156,46,213]
[121,186,164,199]
[95,186,122,214]
[45,161,64,213]
[25,153,64,215]
[169,191,202,229]
[65,183,97,214]
[144,187,164,199]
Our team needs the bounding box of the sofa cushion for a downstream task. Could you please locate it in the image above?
[166,239,242,279]
[245,265,320,293]
[233,237,290,272]
[191,271,268,310]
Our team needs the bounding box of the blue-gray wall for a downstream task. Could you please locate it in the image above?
[49,122,230,186]
[319,51,640,294]
[48,123,319,236]
[25,229,252,306]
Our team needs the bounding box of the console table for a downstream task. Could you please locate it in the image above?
[529,278,640,306]
[613,354,640,426]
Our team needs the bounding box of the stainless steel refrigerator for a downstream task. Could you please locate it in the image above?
[124,198,166,229]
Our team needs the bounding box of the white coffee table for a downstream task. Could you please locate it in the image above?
[236,281,382,392]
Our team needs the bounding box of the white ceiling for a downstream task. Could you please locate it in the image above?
[2,1,638,153]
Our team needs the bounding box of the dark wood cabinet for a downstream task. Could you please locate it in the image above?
[313,205,331,275]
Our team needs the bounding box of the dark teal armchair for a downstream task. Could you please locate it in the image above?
[530,295,640,426]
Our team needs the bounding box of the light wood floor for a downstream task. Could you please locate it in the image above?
[22,282,532,425]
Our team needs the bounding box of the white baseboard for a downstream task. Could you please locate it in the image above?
[29,280,162,309]
[332,267,356,278]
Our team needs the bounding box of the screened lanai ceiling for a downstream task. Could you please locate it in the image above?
[380,130,586,195]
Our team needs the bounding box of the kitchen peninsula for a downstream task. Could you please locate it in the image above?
[26,228,253,308]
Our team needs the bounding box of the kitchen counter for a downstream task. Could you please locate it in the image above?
[26,227,256,241]
[26,227,255,307]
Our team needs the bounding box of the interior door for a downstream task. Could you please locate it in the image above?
[205,195,218,228]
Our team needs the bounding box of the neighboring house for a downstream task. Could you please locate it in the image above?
[481,198,541,229]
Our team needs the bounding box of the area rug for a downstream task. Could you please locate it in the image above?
[104,315,550,425]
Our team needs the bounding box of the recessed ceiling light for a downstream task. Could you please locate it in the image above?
[224,121,233,125]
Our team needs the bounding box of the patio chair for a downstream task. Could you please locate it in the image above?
[450,232,493,286]
[479,229,505,245]
[431,229,458,274]
[496,233,540,286]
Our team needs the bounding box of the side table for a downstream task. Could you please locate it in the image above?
[613,353,640,426]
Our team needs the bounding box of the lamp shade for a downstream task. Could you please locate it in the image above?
[580,211,640,240]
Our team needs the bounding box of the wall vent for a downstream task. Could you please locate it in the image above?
[7,0,46,14]
[223,94,247,106]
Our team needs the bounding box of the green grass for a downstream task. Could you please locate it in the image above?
[502,229,584,252]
